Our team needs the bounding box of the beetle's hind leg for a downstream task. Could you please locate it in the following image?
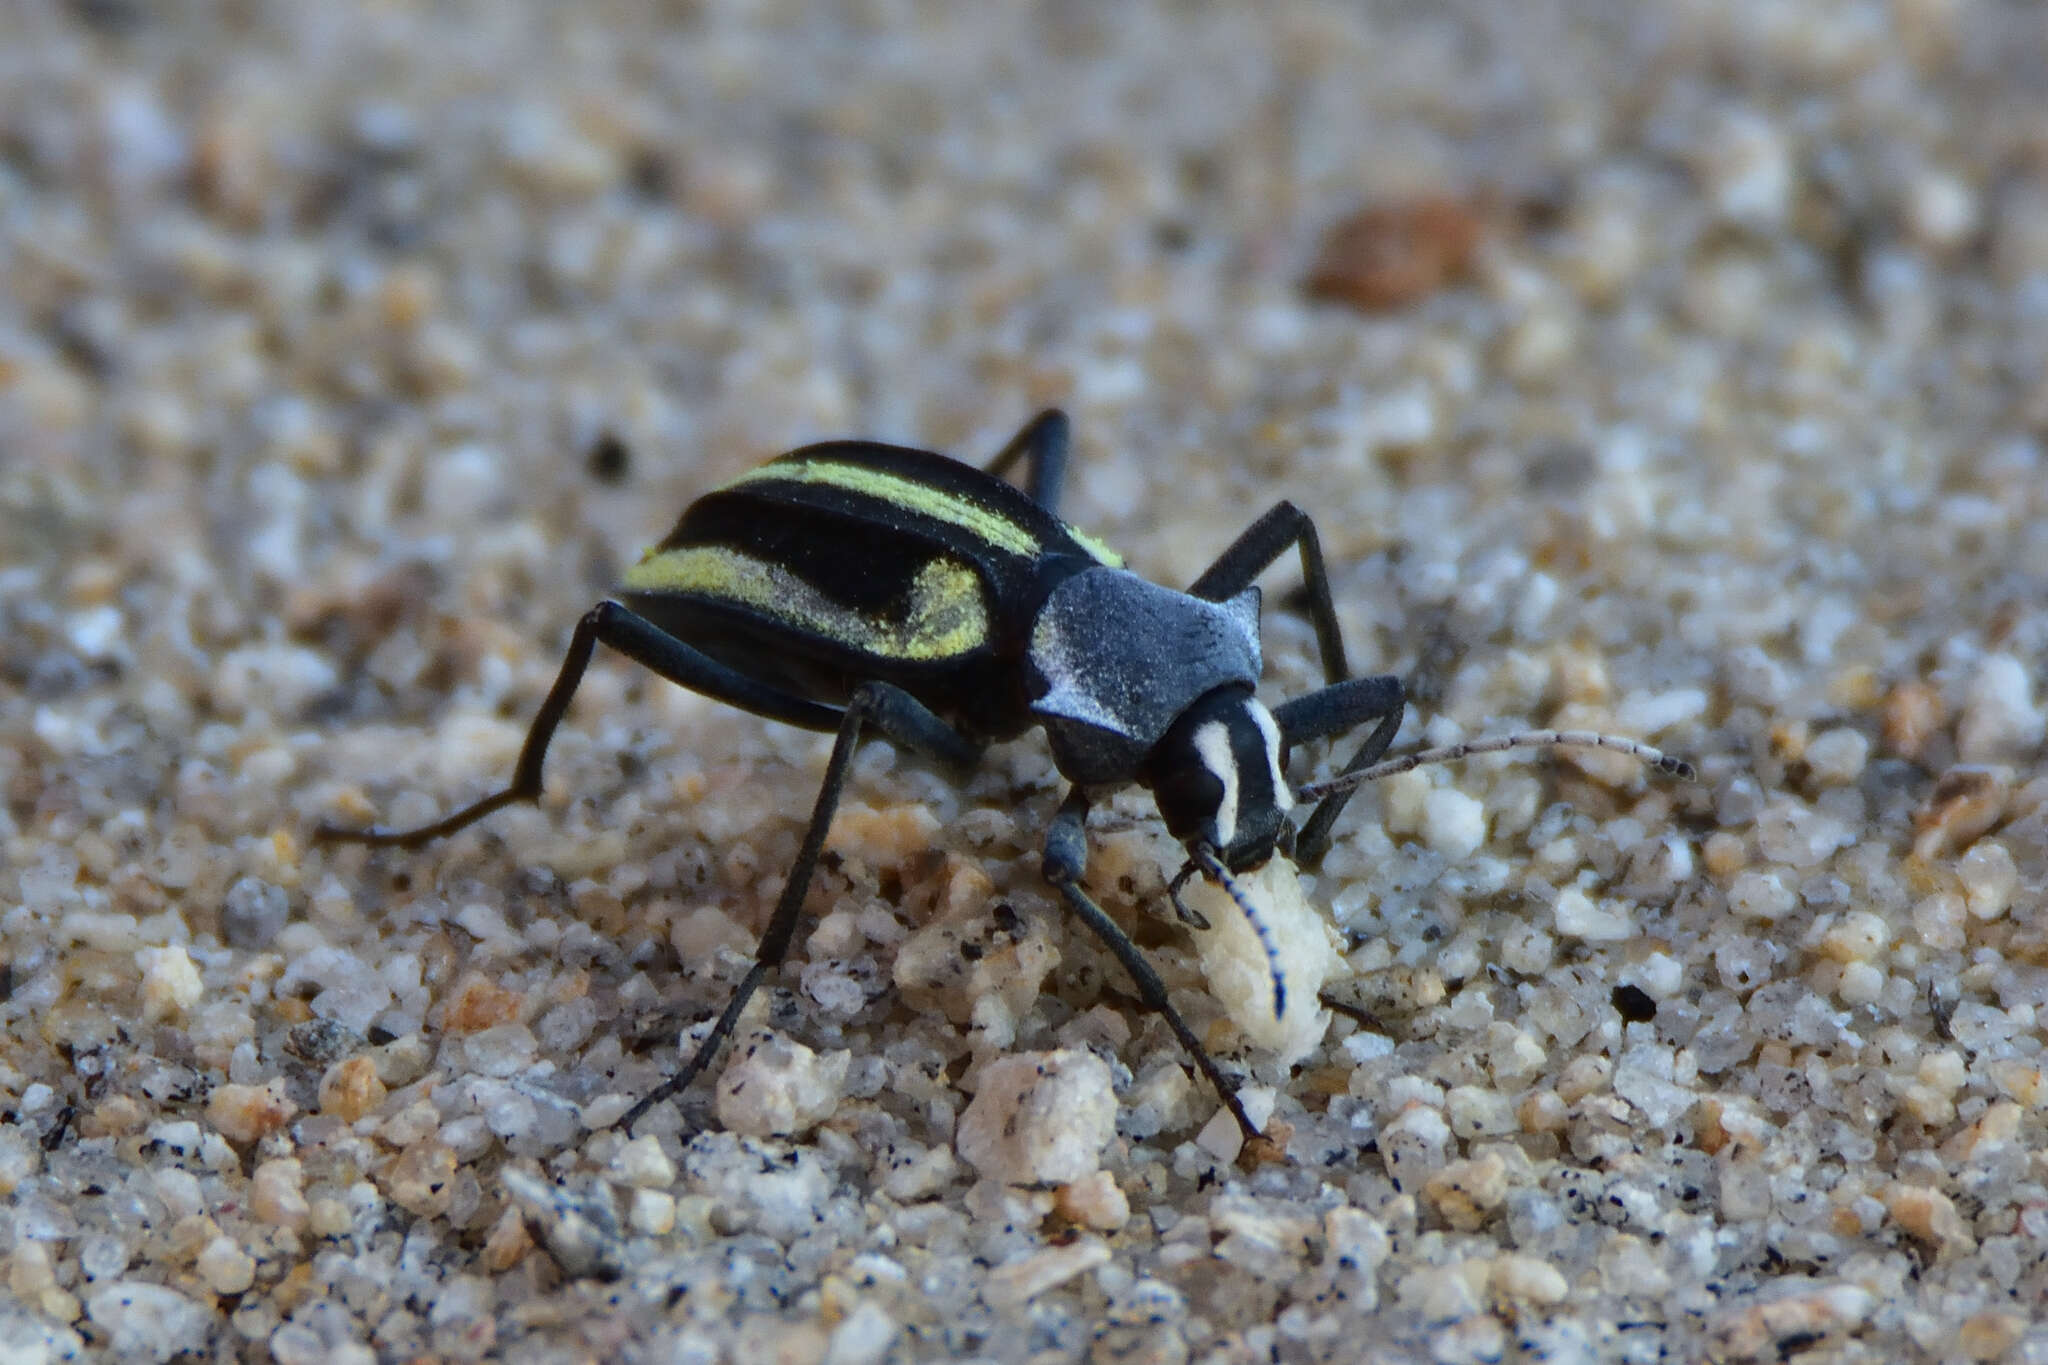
[983,408,1071,513]
[617,680,983,1132]
[1041,789,1263,1144]
[316,600,848,848]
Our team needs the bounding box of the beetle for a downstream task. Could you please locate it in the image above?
[319,410,1690,1142]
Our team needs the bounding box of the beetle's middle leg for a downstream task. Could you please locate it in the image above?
[618,679,984,1132]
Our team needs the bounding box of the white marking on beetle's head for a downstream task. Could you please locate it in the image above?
[1191,718,1239,850]
[1247,697,1292,814]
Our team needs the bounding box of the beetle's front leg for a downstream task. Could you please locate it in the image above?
[1039,789,1262,1143]
[1273,673,1406,865]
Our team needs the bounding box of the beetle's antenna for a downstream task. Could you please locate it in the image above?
[1189,845,1288,1021]
[1294,729,1695,803]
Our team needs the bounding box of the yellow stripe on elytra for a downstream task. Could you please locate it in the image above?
[1068,525,1123,568]
[726,459,1042,557]
[726,457,1122,567]
[623,544,991,661]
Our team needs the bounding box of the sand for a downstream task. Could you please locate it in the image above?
[4,1,2048,1360]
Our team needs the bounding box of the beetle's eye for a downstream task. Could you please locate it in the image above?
[1150,761,1224,841]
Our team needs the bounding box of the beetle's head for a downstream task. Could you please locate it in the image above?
[1142,683,1294,874]
[1143,683,1298,1020]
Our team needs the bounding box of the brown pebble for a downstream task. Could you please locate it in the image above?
[251,1158,311,1229]
[1694,1096,1769,1157]
[269,1261,317,1315]
[481,1206,534,1272]
[1883,681,1946,760]
[384,1142,459,1217]
[1052,1170,1131,1232]
[283,562,434,656]
[1702,831,1749,880]
[205,1081,297,1145]
[1516,1089,1567,1134]
[1707,1282,1874,1359]
[1303,196,1486,312]
[1827,664,1884,711]
[1912,766,2010,860]
[1958,1310,2026,1361]
[378,263,440,331]
[191,111,269,229]
[81,1094,147,1138]
[1425,1153,1508,1231]
[1767,720,1808,763]
[1885,1183,1975,1254]
[319,1055,389,1122]
[443,975,526,1033]
[168,1213,222,1262]
[1301,1066,1353,1097]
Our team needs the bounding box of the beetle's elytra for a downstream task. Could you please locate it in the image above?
[321,411,1691,1143]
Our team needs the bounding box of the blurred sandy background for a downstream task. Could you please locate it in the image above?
[5,1,2048,1361]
